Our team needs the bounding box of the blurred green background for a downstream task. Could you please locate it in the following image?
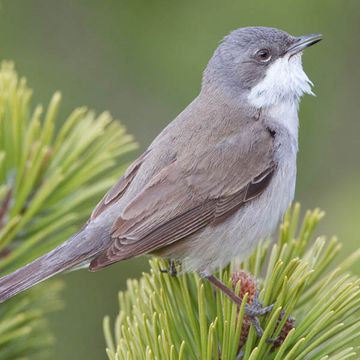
[0,0,359,359]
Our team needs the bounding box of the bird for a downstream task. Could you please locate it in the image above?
[0,27,321,326]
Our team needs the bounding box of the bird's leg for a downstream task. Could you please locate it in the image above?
[200,272,273,337]
[249,290,275,316]
[159,259,178,277]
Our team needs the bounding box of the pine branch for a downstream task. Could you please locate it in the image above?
[104,204,360,360]
[0,61,137,359]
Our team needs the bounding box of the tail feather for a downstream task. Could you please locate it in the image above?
[0,230,95,303]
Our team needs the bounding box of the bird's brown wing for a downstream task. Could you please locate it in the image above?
[89,125,276,271]
[90,150,149,220]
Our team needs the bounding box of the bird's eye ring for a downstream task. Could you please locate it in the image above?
[255,49,272,62]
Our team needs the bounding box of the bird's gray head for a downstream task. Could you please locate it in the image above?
[203,27,322,109]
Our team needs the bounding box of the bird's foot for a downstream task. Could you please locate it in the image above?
[159,259,178,277]
[200,272,273,338]
[244,292,274,337]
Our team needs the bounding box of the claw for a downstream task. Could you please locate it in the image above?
[201,272,274,338]
[159,259,178,277]
[244,303,273,337]
[248,315,264,337]
[245,303,274,317]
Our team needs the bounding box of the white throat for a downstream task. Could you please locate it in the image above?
[247,53,314,139]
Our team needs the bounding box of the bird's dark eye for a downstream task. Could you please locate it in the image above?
[255,49,272,62]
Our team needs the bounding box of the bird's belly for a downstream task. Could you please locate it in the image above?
[168,154,297,273]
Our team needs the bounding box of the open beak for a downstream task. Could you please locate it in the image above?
[286,33,322,56]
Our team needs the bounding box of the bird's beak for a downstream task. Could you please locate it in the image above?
[286,33,322,55]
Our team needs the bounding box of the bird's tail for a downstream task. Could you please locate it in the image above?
[0,230,96,303]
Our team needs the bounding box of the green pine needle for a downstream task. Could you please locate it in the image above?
[104,204,360,360]
[0,61,137,359]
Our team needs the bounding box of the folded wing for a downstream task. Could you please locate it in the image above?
[89,125,276,270]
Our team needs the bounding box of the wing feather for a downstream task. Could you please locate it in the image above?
[90,151,149,220]
[89,120,277,271]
